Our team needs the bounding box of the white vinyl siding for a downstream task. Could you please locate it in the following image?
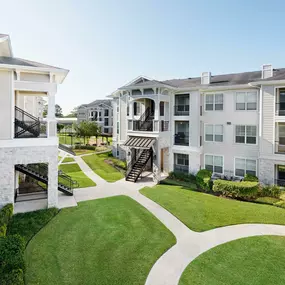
[235,125,257,144]
[236,92,257,110]
[205,124,223,142]
[235,158,257,177]
[205,155,223,174]
[205,93,223,111]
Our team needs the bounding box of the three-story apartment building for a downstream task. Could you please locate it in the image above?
[77,99,113,135]
[111,65,285,185]
[0,34,71,210]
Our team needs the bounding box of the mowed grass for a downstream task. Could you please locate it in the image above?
[82,153,124,182]
[25,196,176,285]
[61,157,75,163]
[59,163,96,188]
[140,184,285,232]
[179,236,285,285]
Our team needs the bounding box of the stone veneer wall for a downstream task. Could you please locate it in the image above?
[0,145,58,208]
[259,158,285,185]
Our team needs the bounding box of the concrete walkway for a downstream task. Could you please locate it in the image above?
[16,155,285,284]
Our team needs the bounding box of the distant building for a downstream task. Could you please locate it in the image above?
[77,99,113,135]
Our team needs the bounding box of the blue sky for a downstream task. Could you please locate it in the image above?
[0,0,284,114]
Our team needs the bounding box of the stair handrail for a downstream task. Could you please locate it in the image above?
[126,148,145,177]
[15,106,39,122]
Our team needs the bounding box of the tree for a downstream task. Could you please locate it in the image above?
[42,104,63,118]
[57,124,65,133]
[64,107,78,118]
[73,121,101,145]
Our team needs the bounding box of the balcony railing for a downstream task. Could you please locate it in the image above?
[174,133,189,146]
[174,105,190,116]
[275,103,285,116]
[275,141,285,154]
[174,164,189,173]
[128,120,169,132]
[275,179,285,187]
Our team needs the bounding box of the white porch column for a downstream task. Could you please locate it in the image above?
[154,99,159,120]
[48,158,58,208]
[129,101,134,119]
[47,92,57,137]
[15,171,19,190]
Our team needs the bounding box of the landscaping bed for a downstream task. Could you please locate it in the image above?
[25,196,176,285]
[179,235,285,285]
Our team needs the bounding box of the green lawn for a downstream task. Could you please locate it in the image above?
[61,157,75,163]
[82,153,124,182]
[25,196,176,285]
[58,134,85,145]
[59,163,96,188]
[73,149,95,155]
[140,184,285,232]
[179,236,285,285]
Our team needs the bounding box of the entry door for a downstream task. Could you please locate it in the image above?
[278,165,285,180]
[161,149,164,172]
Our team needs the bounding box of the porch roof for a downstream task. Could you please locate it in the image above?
[124,136,155,149]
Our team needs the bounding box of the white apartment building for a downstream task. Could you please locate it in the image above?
[0,34,72,210]
[111,65,285,185]
[77,99,113,135]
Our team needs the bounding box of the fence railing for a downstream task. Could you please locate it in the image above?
[275,103,285,116]
[174,134,190,146]
[275,141,285,154]
[173,164,189,173]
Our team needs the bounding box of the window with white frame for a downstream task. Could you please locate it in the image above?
[205,124,223,142]
[235,158,256,177]
[205,94,223,111]
[117,122,119,134]
[174,153,189,173]
[133,102,141,116]
[235,125,257,144]
[205,155,223,174]
[236,92,257,110]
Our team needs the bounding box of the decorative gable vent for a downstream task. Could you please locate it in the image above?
[201,72,211,84]
[262,64,273,79]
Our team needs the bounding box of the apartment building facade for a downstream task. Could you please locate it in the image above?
[111,65,285,185]
[77,99,113,135]
[0,34,71,209]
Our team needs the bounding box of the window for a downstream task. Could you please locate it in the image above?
[104,109,109,116]
[205,124,223,142]
[117,106,119,113]
[235,125,257,144]
[205,94,223,111]
[127,106,129,116]
[235,158,256,177]
[117,122,119,134]
[174,153,189,173]
[236,92,257,110]
[175,94,190,115]
[104,128,109,134]
[160,102,164,116]
[104,118,109,126]
[205,155,223,174]
[174,121,189,146]
[133,102,141,116]
[116,145,120,157]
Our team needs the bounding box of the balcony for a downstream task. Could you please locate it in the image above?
[275,103,285,116]
[174,105,190,116]
[174,133,189,146]
[174,164,189,173]
[275,141,285,154]
[128,120,169,132]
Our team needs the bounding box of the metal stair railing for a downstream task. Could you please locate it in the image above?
[126,149,145,178]
[59,144,76,156]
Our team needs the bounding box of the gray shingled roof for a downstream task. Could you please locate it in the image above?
[0,56,65,70]
[129,68,285,89]
[79,99,112,109]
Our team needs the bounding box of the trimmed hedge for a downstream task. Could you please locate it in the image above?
[74,145,95,150]
[260,185,281,198]
[243,174,259,182]
[196,169,212,191]
[213,179,259,198]
[168,171,196,183]
[0,204,13,238]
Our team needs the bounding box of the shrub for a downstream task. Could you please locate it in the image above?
[0,234,25,273]
[168,171,196,183]
[74,145,95,150]
[0,269,24,285]
[196,169,212,191]
[7,208,59,245]
[244,174,259,182]
[259,185,281,198]
[213,179,259,198]
[0,204,13,225]
[0,224,7,237]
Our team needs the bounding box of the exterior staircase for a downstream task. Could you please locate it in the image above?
[15,163,78,196]
[125,148,153,182]
[59,143,76,156]
[133,107,154,131]
[14,106,41,138]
